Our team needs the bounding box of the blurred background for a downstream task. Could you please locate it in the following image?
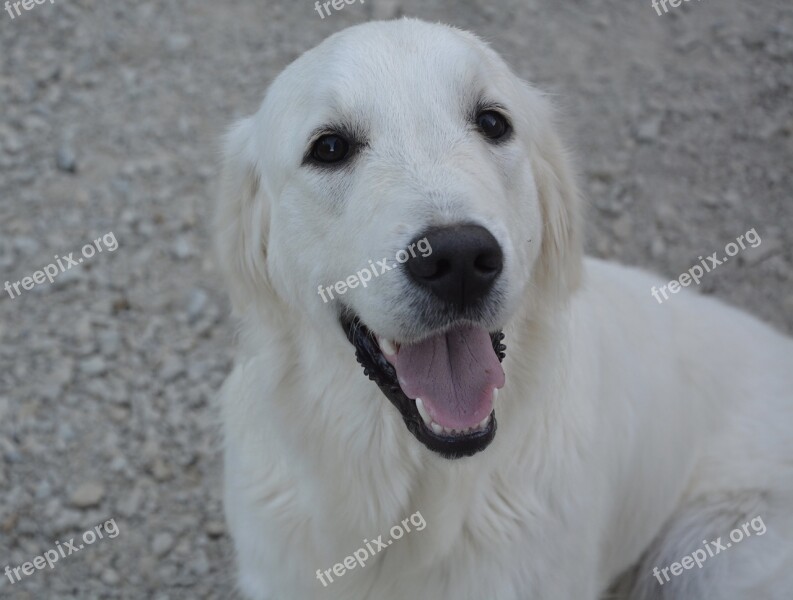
[0,0,791,598]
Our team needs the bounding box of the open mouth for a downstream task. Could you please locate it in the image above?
[341,313,506,459]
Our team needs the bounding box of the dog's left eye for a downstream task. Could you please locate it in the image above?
[476,111,510,141]
[311,134,351,164]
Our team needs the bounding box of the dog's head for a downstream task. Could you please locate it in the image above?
[215,19,582,459]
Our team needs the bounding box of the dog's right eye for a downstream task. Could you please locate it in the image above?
[476,110,510,141]
[311,134,351,164]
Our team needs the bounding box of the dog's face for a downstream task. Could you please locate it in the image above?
[216,20,581,458]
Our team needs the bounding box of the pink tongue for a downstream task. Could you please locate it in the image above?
[387,325,505,430]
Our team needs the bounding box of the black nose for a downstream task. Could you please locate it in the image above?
[405,224,503,310]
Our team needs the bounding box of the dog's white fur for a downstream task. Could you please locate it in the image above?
[214,19,793,600]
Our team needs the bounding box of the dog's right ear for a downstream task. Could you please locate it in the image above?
[214,117,272,314]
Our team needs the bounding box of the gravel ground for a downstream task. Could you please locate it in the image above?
[0,0,791,598]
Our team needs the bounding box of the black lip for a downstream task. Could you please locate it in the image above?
[340,313,506,459]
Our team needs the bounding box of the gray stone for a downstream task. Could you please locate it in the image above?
[186,288,209,323]
[152,532,175,557]
[70,481,105,508]
[171,236,194,260]
[635,115,663,142]
[56,142,77,173]
[80,356,107,376]
[167,34,192,53]
[101,569,121,586]
[159,355,184,382]
[205,521,226,538]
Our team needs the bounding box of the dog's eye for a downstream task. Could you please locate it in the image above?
[311,134,350,163]
[476,111,510,141]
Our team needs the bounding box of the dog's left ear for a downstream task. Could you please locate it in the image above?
[521,87,584,301]
[213,117,273,315]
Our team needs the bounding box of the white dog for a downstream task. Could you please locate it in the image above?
[214,19,793,600]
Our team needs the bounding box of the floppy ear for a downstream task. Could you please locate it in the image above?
[524,91,584,301]
[213,117,272,315]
